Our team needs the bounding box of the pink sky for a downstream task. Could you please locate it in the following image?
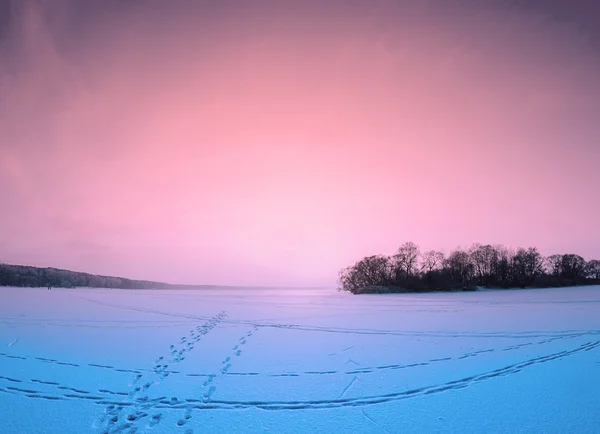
[1,0,599,286]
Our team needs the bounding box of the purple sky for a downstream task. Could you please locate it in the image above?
[0,0,599,286]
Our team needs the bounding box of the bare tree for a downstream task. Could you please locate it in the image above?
[493,245,512,284]
[470,244,498,285]
[526,247,545,278]
[585,260,600,280]
[444,249,474,284]
[546,254,587,279]
[560,254,587,279]
[338,255,392,293]
[392,242,420,279]
[421,250,445,273]
[546,254,562,276]
[511,247,544,285]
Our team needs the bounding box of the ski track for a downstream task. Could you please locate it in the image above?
[1,338,598,417]
[362,409,392,434]
[0,331,584,380]
[70,295,600,339]
[338,376,358,400]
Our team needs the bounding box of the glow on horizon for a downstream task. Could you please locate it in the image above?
[1,1,599,286]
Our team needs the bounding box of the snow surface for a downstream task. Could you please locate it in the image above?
[1,286,599,433]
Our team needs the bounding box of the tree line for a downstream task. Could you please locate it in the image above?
[338,242,600,294]
[0,263,172,289]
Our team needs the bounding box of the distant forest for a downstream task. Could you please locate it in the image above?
[0,263,172,289]
[339,242,600,294]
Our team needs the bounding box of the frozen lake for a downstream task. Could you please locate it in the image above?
[1,286,600,433]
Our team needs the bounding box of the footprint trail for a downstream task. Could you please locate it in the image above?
[94,311,226,434]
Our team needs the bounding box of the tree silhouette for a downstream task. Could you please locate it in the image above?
[338,242,599,294]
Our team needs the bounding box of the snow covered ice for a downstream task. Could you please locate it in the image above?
[1,286,599,433]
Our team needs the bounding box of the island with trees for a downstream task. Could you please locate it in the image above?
[338,242,600,294]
